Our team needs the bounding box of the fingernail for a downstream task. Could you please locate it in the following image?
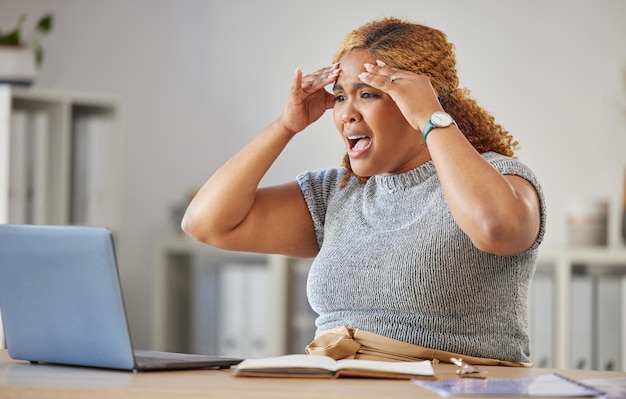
[363,63,374,71]
[376,60,386,67]
[358,72,368,80]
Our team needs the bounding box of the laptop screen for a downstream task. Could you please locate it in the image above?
[0,224,136,369]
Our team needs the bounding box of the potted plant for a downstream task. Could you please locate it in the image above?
[0,13,53,86]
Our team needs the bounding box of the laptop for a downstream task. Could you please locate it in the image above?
[0,224,243,371]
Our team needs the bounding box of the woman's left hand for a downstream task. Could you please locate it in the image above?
[357,60,442,132]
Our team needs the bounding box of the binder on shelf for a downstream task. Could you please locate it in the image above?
[71,114,114,226]
[622,275,626,372]
[8,109,48,224]
[217,262,270,358]
[569,275,593,369]
[218,263,248,357]
[25,109,49,224]
[8,109,28,224]
[191,254,219,355]
[594,274,622,371]
[529,270,554,368]
[287,259,317,354]
[247,265,270,358]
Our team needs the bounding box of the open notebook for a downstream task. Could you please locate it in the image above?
[0,224,242,371]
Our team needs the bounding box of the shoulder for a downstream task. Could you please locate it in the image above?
[297,168,350,198]
[482,152,540,184]
[481,151,544,210]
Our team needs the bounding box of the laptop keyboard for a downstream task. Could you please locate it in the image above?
[133,350,241,370]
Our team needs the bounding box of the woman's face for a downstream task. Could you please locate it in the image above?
[332,49,428,177]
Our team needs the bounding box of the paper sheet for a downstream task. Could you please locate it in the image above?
[412,373,605,397]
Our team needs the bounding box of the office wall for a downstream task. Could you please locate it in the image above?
[1,0,625,349]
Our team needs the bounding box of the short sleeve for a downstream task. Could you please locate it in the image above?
[484,152,547,251]
[297,168,345,248]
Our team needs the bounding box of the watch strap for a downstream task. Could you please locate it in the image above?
[421,120,436,145]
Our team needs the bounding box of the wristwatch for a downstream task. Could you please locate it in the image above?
[421,111,455,145]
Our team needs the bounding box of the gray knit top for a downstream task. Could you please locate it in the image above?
[297,152,546,364]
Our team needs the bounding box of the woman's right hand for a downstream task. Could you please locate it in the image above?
[280,64,340,135]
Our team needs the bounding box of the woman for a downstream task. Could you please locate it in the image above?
[182,17,545,366]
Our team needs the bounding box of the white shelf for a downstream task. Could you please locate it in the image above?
[153,237,315,357]
[536,245,626,369]
[0,85,123,229]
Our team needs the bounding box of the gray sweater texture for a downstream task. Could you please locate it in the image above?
[297,152,546,364]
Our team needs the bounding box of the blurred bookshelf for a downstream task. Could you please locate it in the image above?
[0,85,123,230]
[532,245,626,371]
[153,237,316,358]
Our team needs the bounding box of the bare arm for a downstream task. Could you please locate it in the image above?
[181,65,339,258]
[425,129,541,256]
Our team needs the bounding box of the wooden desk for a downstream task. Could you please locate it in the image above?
[0,350,624,398]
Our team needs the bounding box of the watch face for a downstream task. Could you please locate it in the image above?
[431,112,453,127]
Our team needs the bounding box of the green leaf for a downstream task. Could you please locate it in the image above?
[35,47,44,66]
[0,29,21,45]
[36,14,53,34]
[0,14,25,45]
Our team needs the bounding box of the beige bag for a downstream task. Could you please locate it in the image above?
[306,326,528,367]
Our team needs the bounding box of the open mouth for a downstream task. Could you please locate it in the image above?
[347,135,372,152]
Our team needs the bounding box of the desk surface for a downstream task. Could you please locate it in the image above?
[0,350,624,399]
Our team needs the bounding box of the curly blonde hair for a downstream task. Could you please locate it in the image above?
[333,17,518,186]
